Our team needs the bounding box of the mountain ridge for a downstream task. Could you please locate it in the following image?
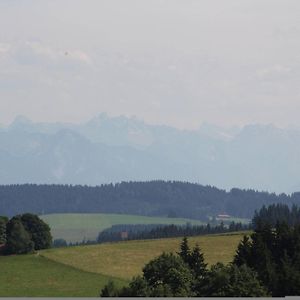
[1,114,300,193]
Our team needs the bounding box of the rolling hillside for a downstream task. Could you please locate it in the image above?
[41,213,204,243]
[41,232,246,280]
[0,232,246,296]
[0,254,126,297]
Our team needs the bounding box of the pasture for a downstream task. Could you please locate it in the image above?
[41,231,247,280]
[0,254,126,297]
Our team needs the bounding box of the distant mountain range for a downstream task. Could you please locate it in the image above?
[1,114,300,193]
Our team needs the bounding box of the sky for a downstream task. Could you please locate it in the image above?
[0,0,300,129]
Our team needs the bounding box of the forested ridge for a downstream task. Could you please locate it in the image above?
[0,181,299,219]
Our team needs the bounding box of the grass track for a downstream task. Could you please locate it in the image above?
[0,254,126,297]
[42,232,248,280]
[41,213,204,243]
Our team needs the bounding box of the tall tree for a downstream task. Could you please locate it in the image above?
[178,236,191,264]
[233,235,252,266]
[189,244,207,278]
[0,216,8,245]
[142,252,193,296]
[20,213,52,250]
[5,218,34,254]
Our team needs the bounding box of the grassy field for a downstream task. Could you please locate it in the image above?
[42,231,248,280]
[41,213,204,243]
[0,254,126,297]
[0,232,247,296]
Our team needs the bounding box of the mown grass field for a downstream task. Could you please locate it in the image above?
[0,254,126,297]
[42,231,248,280]
[41,213,204,243]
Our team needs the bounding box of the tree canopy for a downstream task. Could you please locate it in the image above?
[3,213,52,255]
[1,181,299,220]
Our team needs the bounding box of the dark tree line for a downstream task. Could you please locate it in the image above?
[55,222,249,247]
[1,181,299,219]
[252,203,300,228]
[97,222,250,244]
[234,203,300,296]
[0,213,52,255]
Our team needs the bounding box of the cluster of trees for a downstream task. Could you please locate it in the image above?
[234,222,300,296]
[97,222,250,244]
[101,204,300,297]
[100,237,268,297]
[0,213,52,255]
[252,203,300,228]
[1,181,299,219]
[52,221,249,248]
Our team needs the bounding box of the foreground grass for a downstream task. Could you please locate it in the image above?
[41,213,204,243]
[0,254,126,297]
[42,232,248,280]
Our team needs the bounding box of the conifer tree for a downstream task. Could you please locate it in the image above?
[178,236,191,264]
[189,244,207,278]
[233,235,252,266]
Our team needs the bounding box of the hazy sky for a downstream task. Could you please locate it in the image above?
[0,0,300,129]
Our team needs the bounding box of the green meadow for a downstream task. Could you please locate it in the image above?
[0,232,248,296]
[0,254,126,297]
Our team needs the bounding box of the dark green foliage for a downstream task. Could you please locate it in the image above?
[100,281,120,297]
[178,236,191,263]
[101,253,194,297]
[234,207,300,296]
[226,265,268,297]
[252,203,300,229]
[20,213,52,250]
[1,182,299,219]
[118,277,151,297]
[142,252,193,296]
[3,214,52,255]
[53,239,68,248]
[189,244,207,278]
[5,218,34,254]
[97,221,249,244]
[0,216,8,244]
[233,235,252,266]
[199,263,268,297]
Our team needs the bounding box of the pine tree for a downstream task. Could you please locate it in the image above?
[189,244,207,278]
[178,236,191,264]
[233,235,252,266]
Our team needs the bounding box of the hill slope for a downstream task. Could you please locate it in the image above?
[0,254,126,297]
[41,232,246,280]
